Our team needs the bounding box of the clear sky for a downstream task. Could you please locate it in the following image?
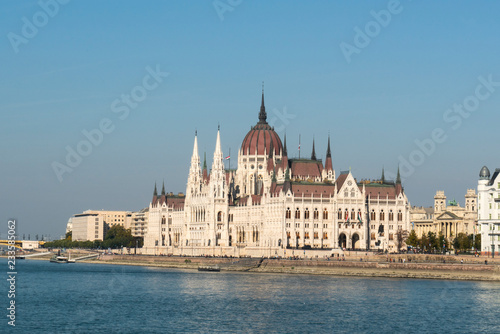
[1,0,499,240]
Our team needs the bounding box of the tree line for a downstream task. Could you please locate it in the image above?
[406,230,480,253]
[43,225,143,249]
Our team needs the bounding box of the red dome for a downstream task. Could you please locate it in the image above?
[241,123,283,156]
[241,89,283,156]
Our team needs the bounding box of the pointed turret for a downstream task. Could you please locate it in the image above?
[187,131,202,196]
[325,135,333,172]
[258,82,267,124]
[161,181,166,196]
[202,152,208,182]
[210,126,226,199]
[152,182,158,206]
[311,138,316,160]
[381,167,385,183]
[283,133,288,156]
[395,165,403,195]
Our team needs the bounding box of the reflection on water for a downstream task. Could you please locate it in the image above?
[2,258,499,333]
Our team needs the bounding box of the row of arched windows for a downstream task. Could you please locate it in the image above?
[286,208,328,220]
[370,209,403,221]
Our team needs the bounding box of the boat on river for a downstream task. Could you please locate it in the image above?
[50,255,69,263]
[198,265,221,272]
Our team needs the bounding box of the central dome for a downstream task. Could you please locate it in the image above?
[240,91,283,156]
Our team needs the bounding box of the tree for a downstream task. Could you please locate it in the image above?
[102,225,136,249]
[427,231,438,253]
[396,229,409,251]
[406,230,418,247]
[65,231,72,241]
[474,234,481,251]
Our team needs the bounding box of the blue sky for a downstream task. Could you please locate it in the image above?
[1,0,499,239]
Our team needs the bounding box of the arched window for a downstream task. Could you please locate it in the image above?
[217,211,222,222]
[344,210,349,220]
[304,208,310,219]
[351,190,355,197]
[286,208,291,219]
[313,208,319,219]
[323,209,328,220]
[351,209,355,220]
[370,210,376,220]
[389,210,394,221]
[338,209,342,219]
[380,210,385,221]
[295,208,300,219]
[344,190,348,197]
[397,210,403,221]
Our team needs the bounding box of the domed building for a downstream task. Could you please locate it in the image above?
[144,91,411,256]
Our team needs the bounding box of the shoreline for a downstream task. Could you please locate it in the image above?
[87,255,500,282]
[6,253,500,281]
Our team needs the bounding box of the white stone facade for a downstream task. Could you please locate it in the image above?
[143,94,411,257]
[478,166,500,256]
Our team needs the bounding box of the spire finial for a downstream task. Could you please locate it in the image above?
[218,123,220,131]
[311,137,316,160]
[203,152,207,169]
[326,134,331,158]
[153,182,158,197]
[396,165,401,184]
[195,129,197,136]
[258,83,267,124]
[381,166,385,183]
[283,133,288,156]
[161,180,165,196]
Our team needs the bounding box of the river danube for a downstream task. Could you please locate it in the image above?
[1,258,499,333]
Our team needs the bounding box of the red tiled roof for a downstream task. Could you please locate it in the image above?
[335,173,348,193]
[291,183,335,197]
[291,160,323,178]
[364,185,397,199]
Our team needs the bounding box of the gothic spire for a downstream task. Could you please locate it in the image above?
[153,182,157,197]
[326,134,331,158]
[258,82,267,124]
[161,180,165,196]
[381,167,385,183]
[283,133,288,156]
[396,165,401,184]
[203,152,207,170]
[311,137,316,160]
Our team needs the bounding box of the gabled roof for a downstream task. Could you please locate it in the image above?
[436,211,460,220]
[335,173,348,193]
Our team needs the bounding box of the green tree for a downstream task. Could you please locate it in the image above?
[406,230,419,247]
[65,231,72,241]
[427,232,438,253]
[102,225,135,249]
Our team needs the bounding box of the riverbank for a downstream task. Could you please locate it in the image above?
[83,254,500,281]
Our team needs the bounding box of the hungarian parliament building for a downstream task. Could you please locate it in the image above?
[143,92,410,256]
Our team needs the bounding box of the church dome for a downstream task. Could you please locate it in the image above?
[241,91,283,156]
[480,165,490,179]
